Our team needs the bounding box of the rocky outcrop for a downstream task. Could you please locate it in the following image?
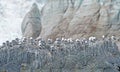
[21,3,42,39]
[37,0,120,39]
[0,38,120,72]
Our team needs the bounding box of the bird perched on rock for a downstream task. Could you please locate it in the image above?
[89,36,96,43]
[1,42,6,48]
[54,38,61,47]
[102,35,105,40]
[111,35,116,41]
[29,37,35,45]
[67,38,74,44]
[38,39,46,49]
[15,38,20,45]
[21,37,27,44]
[75,39,80,44]
[6,40,10,47]
[11,40,17,46]
[21,3,42,39]
[47,38,53,44]
[9,42,13,47]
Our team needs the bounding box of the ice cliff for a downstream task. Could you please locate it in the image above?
[44,0,120,39]
[24,0,120,39]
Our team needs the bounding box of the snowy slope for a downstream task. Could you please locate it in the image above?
[0,0,44,45]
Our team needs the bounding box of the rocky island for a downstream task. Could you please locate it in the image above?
[1,0,120,72]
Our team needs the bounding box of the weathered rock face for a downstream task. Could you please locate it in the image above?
[38,0,120,39]
[21,3,42,39]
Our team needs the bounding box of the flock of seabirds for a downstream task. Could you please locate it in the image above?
[0,35,120,72]
[0,35,118,49]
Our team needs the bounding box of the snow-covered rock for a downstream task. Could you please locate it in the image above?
[21,3,42,39]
